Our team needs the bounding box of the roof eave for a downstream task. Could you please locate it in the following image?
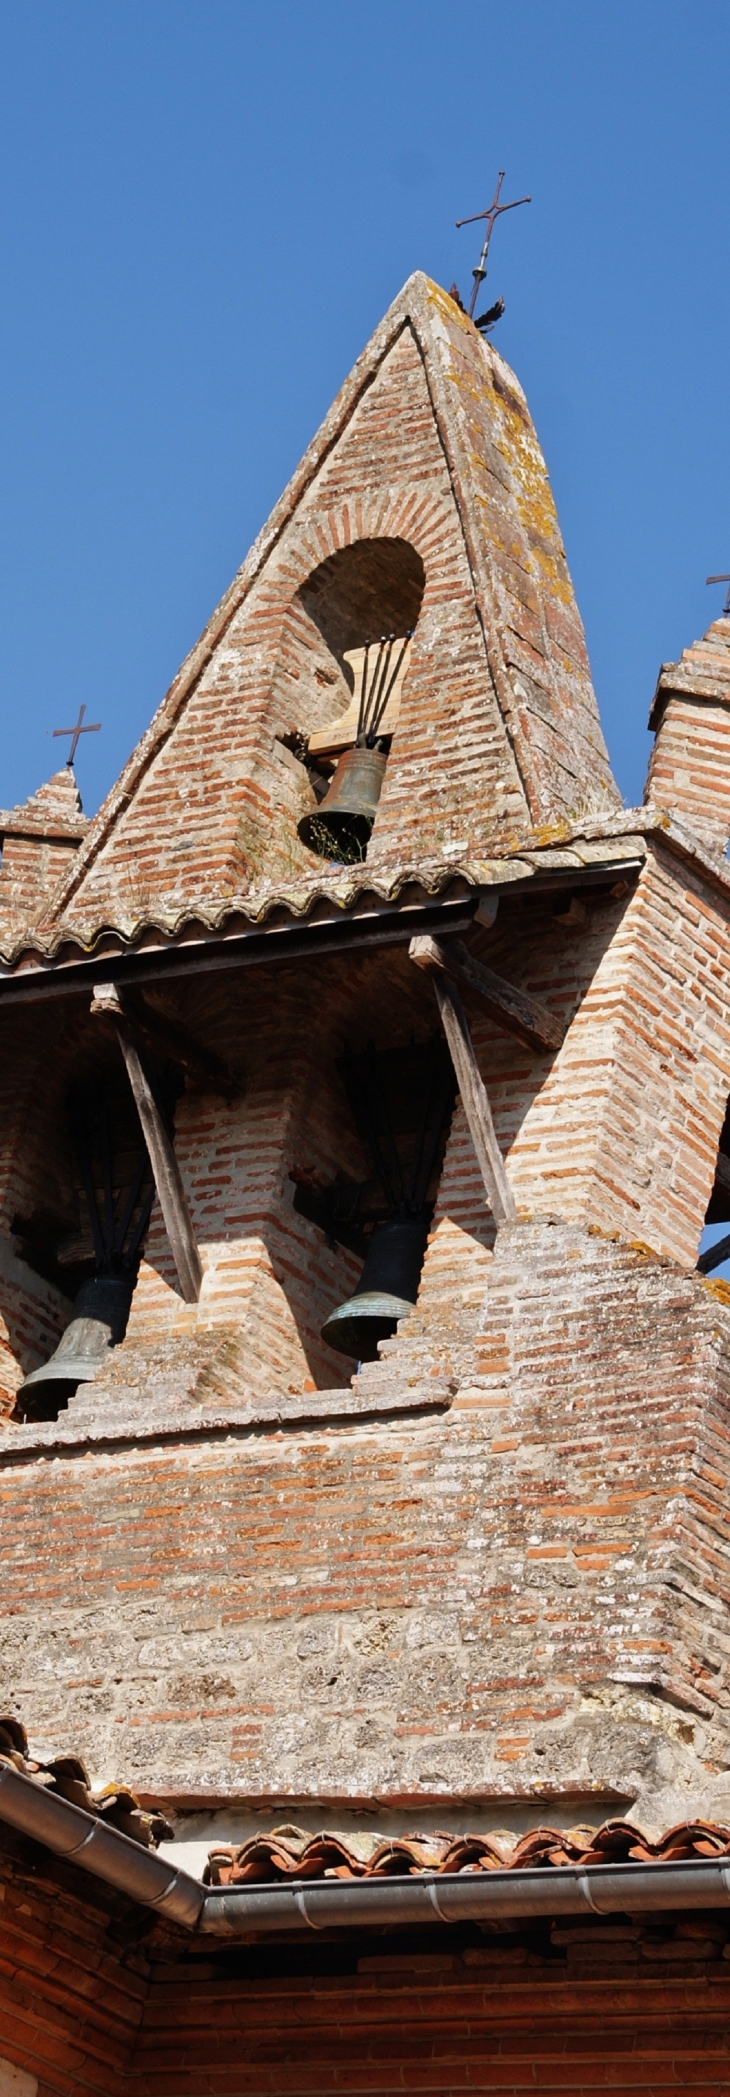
[1,1761,729,1940]
[1,805,726,1001]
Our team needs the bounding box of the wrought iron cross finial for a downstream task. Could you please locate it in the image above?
[456,170,531,319]
[52,703,101,765]
[707,574,730,618]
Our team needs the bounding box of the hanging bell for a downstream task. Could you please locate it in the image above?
[298,744,387,862]
[321,1214,428,1362]
[16,1270,135,1422]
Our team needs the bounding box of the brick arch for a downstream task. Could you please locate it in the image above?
[258,480,457,624]
[265,531,427,758]
[298,536,425,663]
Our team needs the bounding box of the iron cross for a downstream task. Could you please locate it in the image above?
[53,703,101,765]
[456,171,531,318]
[707,574,730,617]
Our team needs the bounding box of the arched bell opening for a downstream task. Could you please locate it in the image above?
[12,1059,178,1424]
[292,1030,456,1365]
[274,537,425,866]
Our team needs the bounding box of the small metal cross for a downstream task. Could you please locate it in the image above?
[707,574,730,617]
[53,703,101,765]
[456,171,531,318]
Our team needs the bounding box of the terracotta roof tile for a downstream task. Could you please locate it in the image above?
[0,1715,172,1849]
[0,814,651,969]
[203,1816,730,1885]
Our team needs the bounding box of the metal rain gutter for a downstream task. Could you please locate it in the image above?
[199,1857,730,1935]
[0,1762,203,1930]
[3,1764,730,1938]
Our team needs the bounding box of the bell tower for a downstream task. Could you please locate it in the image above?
[3,269,730,1926]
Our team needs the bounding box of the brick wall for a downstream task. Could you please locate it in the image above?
[3,1225,730,1826]
[0,1246,71,1415]
[126,945,441,1392]
[4,823,730,1417]
[646,617,730,850]
[78,836,730,1402]
[0,1841,145,2096]
[0,769,87,952]
[646,696,730,850]
[501,848,730,1263]
[2,1845,730,2097]
[43,327,530,938]
[133,1941,730,2095]
[0,1009,77,1400]
[412,844,730,1333]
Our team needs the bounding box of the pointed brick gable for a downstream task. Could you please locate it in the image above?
[0,767,88,946]
[16,274,619,964]
[646,618,730,848]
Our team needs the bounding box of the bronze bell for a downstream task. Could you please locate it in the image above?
[321,1215,428,1362]
[16,1270,135,1422]
[298,744,387,863]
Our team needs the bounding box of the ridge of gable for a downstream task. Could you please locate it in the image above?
[28,273,620,959]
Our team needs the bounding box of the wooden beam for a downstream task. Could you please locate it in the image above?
[428,971,517,1227]
[698,1226,730,1276]
[120,986,239,1100]
[91,983,203,1303]
[715,1152,730,1199]
[410,934,564,1054]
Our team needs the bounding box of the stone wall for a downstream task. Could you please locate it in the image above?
[3,1225,730,1834]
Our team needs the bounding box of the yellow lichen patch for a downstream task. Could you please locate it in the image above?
[424,277,474,334]
[513,820,574,851]
[704,1276,730,1307]
[486,385,573,607]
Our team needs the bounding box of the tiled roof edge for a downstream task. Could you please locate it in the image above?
[0,821,651,972]
[3,806,728,977]
[204,1815,730,1886]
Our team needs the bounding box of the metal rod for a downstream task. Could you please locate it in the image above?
[100,1103,115,1258]
[356,643,371,742]
[369,633,410,741]
[125,1183,156,1267]
[407,1034,439,1211]
[364,636,394,742]
[411,1051,455,1213]
[365,1041,405,1212]
[340,1046,398,1213]
[113,1151,151,1259]
[456,172,531,318]
[70,1107,105,1267]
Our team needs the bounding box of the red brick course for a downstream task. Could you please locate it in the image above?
[2,1222,730,1819]
[646,620,730,849]
[2,1842,730,2097]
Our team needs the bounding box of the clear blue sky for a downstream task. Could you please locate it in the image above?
[1,0,729,820]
